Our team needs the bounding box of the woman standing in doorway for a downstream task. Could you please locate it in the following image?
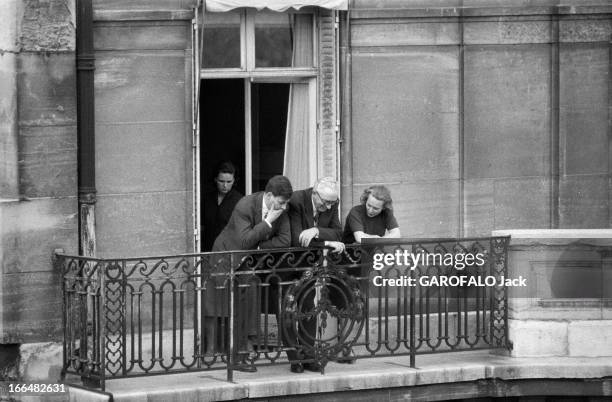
[202,161,243,251]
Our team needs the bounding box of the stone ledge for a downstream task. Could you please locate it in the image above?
[68,350,612,402]
[245,378,612,402]
[93,10,194,22]
[350,4,612,19]
[492,229,612,247]
[68,386,111,402]
[508,319,612,358]
[568,321,612,357]
[508,319,568,357]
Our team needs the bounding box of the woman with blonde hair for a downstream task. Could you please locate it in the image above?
[342,185,401,243]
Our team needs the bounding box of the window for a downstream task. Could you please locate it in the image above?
[202,11,241,69]
[199,8,318,197]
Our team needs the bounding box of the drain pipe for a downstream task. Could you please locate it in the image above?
[339,1,352,216]
[76,0,96,257]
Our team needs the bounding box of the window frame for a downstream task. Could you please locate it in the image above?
[192,5,343,262]
[198,8,320,194]
[200,7,319,80]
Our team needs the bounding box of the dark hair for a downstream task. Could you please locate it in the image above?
[360,185,393,210]
[265,175,293,199]
[215,161,237,177]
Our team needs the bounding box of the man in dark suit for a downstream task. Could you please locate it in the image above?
[206,175,293,372]
[212,175,292,251]
[288,177,344,252]
[284,177,345,373]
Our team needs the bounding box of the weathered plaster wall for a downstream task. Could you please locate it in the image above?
[20,0,75,51]
[0,0,77,343]
[0,0,20,200]
[344,3,611,237]
[92,10,193,258]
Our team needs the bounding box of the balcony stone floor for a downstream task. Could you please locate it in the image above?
[66,350,612,402]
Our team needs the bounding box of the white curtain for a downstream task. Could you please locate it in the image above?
[206,0,348,12]
[282,14,313,190]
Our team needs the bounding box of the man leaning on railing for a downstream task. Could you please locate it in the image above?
[285,177,346,373]
[205,175,293,373]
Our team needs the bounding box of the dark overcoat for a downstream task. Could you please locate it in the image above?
[287,187,341,247]
[205,192,290,317]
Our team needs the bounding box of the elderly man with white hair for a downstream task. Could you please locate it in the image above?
[282,177,346,373]
[288,177,345,253]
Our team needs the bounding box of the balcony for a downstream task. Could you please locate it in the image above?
[57,236,512,395]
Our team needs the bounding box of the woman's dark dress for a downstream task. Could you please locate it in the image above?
[342,204,399,244]
[202,188,242,251]
[202,187,243,352]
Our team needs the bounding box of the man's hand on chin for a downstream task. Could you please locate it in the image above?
[265,208,284,225]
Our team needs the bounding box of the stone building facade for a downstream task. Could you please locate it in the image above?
[0,0,610,381]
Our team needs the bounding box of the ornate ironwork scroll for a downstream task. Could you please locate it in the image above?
[282,250,365,371]
[58,237,510,390]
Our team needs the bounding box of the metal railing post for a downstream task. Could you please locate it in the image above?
[316,248,329,367]
[227,253,235,382]
[501,237,510,349]
[99,261,106,391]
[409,245,416,368]
[79,261,89,382]
[55,250,67,380]
[121,260,127,377]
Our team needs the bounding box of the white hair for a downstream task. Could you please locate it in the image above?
[313,177,338,199]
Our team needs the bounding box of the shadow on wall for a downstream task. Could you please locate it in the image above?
[549,241,610,300]
[0,344,20,381]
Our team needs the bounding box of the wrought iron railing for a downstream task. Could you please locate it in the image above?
[57,236,510,390]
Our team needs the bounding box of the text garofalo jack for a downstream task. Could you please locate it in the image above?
[371,250,526,287]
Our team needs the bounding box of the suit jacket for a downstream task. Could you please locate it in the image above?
[288,188,342,247]
[212,191,291,252]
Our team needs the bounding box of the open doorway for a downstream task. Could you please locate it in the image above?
[200,79,246,195]
[199,78,291,249]
[195,8,325,251]
[200,79,290,195]
[250,82,290,192]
